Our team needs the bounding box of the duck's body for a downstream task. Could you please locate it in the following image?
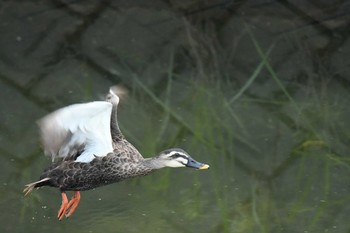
[36,152,151,192]
[24,87,209,220]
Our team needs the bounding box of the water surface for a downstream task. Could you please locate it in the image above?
[0,1,349,233]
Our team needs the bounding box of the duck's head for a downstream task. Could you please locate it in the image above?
[157,148,209,170]
[105,88,120,105]
[105,86,128,105]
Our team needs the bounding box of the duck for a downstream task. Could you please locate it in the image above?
[23,87,209,221]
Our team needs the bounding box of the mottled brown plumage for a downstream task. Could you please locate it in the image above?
[37,151,153,192]
[23,87,209,221]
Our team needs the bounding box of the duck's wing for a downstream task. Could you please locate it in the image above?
[38,101,114,163]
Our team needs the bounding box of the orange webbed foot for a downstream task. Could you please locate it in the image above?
[57,191,81,221]
[65,191,81,218]
[57,192,69,221]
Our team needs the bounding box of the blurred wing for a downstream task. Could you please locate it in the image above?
[38,101,114,163]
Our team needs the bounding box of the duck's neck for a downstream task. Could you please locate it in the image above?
[110,105,123,141]
[141,157,166,170]
[120,157,163,179]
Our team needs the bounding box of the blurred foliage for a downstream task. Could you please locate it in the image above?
[0,1,350,233]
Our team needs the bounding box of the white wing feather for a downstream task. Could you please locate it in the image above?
[38,101,114,163]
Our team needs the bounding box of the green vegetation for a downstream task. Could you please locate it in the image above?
[104,30,350,232]
[8,13,350,233]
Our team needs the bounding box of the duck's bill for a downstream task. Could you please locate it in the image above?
[186,158,210,170]
[198,164,210,170]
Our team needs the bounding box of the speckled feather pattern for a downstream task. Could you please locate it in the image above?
[34,89,153,192]
[26,89,205,199]
[40,140,153,191]
[23,88,208,221]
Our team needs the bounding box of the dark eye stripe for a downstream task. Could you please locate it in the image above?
[170,153,188,160]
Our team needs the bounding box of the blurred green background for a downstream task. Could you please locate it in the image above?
[0,1,349,232]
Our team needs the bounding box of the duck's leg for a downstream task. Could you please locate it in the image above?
[57,192,69,221]
[65,191,81,218]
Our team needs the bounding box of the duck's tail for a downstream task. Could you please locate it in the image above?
[23,178,50,196]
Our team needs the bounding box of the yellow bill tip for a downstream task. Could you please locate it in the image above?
[198,164,210,170]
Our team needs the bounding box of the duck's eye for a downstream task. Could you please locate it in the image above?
[170,153,180,158]
[170,153,188,159]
